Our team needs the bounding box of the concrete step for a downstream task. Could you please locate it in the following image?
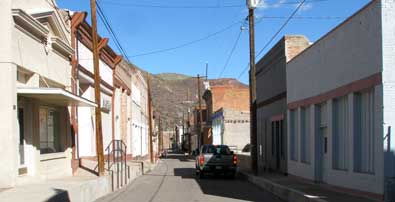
[0,175,112,202]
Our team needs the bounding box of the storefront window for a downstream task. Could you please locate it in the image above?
[39,108,61,154]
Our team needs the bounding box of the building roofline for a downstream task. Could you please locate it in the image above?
[287,0,377,64]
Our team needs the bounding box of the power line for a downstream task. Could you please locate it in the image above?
[218,28,244,78]
[129,20,243,58]
[237,63,250,80]
[256,16,344,23]
[96,0,131,63]
[99,0,327,9]
[238,0,307,79]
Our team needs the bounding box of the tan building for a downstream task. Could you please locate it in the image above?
[130,66,150,159]
[113,58,132,159]
[0,0,99,187]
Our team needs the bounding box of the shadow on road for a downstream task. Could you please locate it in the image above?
[161,154,195,162]
[170,158,276,202]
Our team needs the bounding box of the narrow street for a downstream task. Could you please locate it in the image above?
[96,153,283,202]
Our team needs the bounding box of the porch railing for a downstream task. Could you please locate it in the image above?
[105,140,130,191]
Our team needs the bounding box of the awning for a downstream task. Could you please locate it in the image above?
[17,88,97,107]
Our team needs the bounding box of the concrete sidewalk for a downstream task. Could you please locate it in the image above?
[240,171,382,202]
[0,174,112,202]
[0,161,150,202]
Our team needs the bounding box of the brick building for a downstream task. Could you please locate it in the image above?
[202,81,250,147]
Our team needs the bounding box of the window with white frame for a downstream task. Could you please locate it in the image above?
[290,109,298,161]
[354,88,375,174]
[332,95,349,170]
[301,107,310,163]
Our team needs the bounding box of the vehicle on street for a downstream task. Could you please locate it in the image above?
[195,144,238,179]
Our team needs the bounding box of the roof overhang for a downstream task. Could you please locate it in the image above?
[17,88,97,107]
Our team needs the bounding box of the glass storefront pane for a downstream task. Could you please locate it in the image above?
[40,108,61,154]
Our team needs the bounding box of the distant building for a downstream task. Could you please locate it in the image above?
[202,81,250,148]
[255,36,310,174]
[212,108,250,151]
[286,0,395,198]
[189,105,208,150]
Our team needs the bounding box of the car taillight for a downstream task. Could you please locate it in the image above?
[199,155,204,165]
[233,154,237,165]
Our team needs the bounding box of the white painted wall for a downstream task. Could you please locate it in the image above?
[287,1,382,104]
[0,0,75,187]
[77,42,113,85]
[101,93,113,150]
[286,0,389,195]
[114,88,121,141]
[0,0,19,188]
[78,86,95,157]
[381,0,395,193]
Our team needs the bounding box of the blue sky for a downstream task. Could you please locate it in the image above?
[57,0,370,84]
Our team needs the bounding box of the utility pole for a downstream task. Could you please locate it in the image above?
[90,0,105,176]
[147,73,154,163]
[187,89,191,153]
[197,74,203,149]
[247,0,258,175]
[205,62,208,81]
[158,114,162,152]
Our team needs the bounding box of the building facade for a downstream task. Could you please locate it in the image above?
[113,58,132,158]
[256,36,309,174]
[212,108,250,152]
[0,0,99,187]
[71,12,122,163]
[203,82,250,148]
[130,66,149,159]
[286,0,395,197]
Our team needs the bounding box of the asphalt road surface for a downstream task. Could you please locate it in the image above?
[96,153,283,202]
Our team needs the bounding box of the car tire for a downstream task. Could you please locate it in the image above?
[199,171,205,179]
[229,172,236,179]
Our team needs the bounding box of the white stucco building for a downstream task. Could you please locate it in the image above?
[212,108,250,152]
[0,0,100,188]
[131,67,150,159]
[71,12,122,162]
[286,0,395,198]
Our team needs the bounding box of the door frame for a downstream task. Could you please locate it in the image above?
[314,103,328,183]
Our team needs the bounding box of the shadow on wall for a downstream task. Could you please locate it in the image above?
[45,188,70,202]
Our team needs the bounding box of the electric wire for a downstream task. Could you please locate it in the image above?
[96,0,131,63]
[99,0,327,9]
[128,20,244,58]
[218,29,244,78]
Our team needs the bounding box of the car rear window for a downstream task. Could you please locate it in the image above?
[203,145,217,154]
[215,145,231,155]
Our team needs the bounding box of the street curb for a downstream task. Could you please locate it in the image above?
[239,171,328,202]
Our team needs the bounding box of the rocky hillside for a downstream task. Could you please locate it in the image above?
[148,73,247,130]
